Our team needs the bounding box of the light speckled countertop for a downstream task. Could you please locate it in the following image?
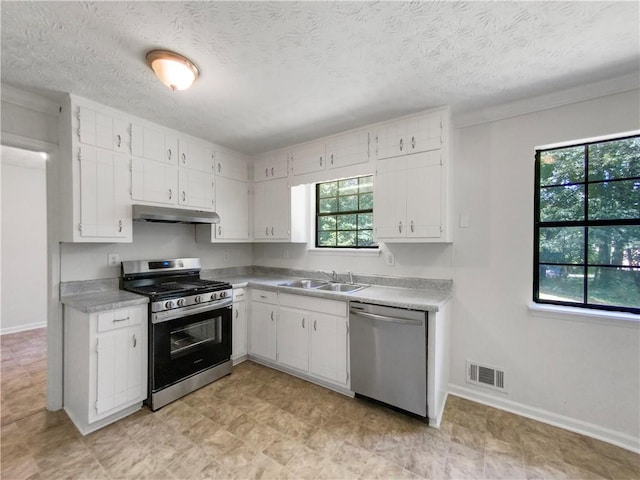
[61,290,148,314]
[203,273,451,312]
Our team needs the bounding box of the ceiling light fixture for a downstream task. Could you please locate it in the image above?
[146,50,199,91]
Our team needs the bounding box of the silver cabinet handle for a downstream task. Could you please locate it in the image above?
[218,225,222,235]
[265,226,269,236]
[181,152,186,164]
[313,320,317,331]
[182,191,186,202]
[168,188,173,199]
[118,220,123,232]
[270,311,274,321]
[410,220,414,233]
[399,138,403,151]
[330,153,334,165]
[133,334,137,348]
[319,156,323,167]
[271,167,274,176]
[167,148,172,160]
[411,136,416,149]
[302,318,305,328]
[235,309,239,319]
[265,167,269,177]
[218,162,222,173]
[271,227,274,236]
[260,295,268,299]
[113,316,129,323]
[116,134,122,148]
[398,221,403,233]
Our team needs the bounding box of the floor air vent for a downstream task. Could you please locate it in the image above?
[466,360,507,392]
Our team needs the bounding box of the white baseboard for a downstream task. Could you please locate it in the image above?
[0,322,47,336]
[448,384,640,454]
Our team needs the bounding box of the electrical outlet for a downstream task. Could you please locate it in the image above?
[107,253,120,267]
[385,252,395,266]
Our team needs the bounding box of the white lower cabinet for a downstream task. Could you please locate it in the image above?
[249,290,350,391]
[232,288,247,362]
[64,304,147,435]
[248,290,277,361]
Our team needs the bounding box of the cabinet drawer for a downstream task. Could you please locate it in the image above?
[97,307,141,332]
[279,294,347,317]
[251,289,278,304]
[233,288,246,302]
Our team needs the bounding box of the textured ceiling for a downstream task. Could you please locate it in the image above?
[2,1,639,155]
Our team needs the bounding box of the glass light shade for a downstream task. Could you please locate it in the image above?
[146,50,199,91]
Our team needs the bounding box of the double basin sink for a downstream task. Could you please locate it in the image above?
[278,278,369,293]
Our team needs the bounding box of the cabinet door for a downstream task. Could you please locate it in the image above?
[373,159,407,239]
[232,300,247,359]
[249,302,277,361]
[215,149,249,181]
[277,307,309,372]
[290,141,326,176]
[215,177,249,240]
[253,151,288,181]
[406,113,442,155]
[375,120,407,160]
[112,118,130,153]
[179,139,208,172]
[406,150,442,238]
[253,181,269,240]
[326,131,369,169]
[79,146,130,238]
[131,157,177,205]
[310,313,348,386]
[178,169,214,209]
[267,178,290,240]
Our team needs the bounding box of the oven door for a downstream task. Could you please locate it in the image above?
[151,303,232,392]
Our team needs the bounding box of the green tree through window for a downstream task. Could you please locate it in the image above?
[316,176,376,248]
[534,134,640,314]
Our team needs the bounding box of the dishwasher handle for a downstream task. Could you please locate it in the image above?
[350,308,424,326]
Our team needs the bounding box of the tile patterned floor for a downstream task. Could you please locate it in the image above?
[1,328,639,479]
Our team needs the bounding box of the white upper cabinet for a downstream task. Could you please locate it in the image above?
[289,141,326,177]
[131,124,178,165]
[78,106,130,154]
[253,150,288,182]
[178,169,214,210]
[376,111,442,160]
[215,148,249,181]
[178,139,213,172]
[131,157,177,205]
[325,130,370,169]
[213,177,249,240]
[253,178,291,241]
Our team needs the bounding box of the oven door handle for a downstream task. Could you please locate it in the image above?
[152,299,232,324]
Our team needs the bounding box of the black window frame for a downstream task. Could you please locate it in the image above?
[315,175,376,249]
[533,133,640,315]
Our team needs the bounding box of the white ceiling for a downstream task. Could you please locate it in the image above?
[2,1,639,155]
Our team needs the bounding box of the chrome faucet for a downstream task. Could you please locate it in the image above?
[319,270,337,282]
[347,270,354,284]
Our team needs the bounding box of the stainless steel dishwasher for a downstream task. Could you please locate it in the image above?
[349,302,428,419]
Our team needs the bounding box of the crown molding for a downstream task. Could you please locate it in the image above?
[453,73,640,129]
[1,84,61,116]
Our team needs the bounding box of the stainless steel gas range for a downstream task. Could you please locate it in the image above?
[120,258,232,410]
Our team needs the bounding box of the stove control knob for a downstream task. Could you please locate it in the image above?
[195,295,202,304]
[164,300,175,309]
[219,291,227,299]
[211,292,218,301]
[176,298,185,307]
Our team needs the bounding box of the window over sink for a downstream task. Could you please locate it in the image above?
[315,175,376,248]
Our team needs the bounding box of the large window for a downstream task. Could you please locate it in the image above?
[316,175,375,248]
[534,134,640,314]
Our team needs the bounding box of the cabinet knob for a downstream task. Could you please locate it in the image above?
[270,311,274,321]
[118,220,123,233]
[411,136,416,149]
[168,188,173,200]
[116,134,122,148]
[182,153,186,164]
[330,153,334,165]
[265,226,269,236]
[167,148,172,160]
[182,191,186,202]
[235,310,238,319]
[410,220,415,233]
[398,221,403,234]
[133,334,137,348]
[302,318,305,328]
[218,225,222,235]
[271,167,274,176]
[314,320,317,331]
[399,138,404,151]
[271,227,274,236]
[319,156,323,167]
[265,167,269,177]
[218,162,222,173]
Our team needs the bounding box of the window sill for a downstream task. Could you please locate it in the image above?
[308,248,381,257]
[528,302,639,327]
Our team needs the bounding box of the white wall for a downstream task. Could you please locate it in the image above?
[1,146,48,333]
[60,223,253,281]
[450,89,640,450]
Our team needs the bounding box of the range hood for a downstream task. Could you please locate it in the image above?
[132,204,220,224]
